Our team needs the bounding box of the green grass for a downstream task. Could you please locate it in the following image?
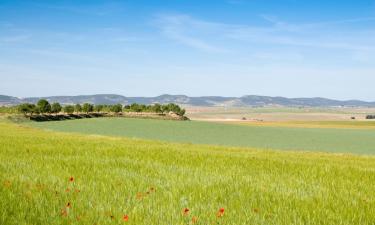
[28,117,375,154]
[1,122,375,224]
[230,120,375,129]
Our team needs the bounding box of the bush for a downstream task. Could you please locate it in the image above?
[366,115,375,119]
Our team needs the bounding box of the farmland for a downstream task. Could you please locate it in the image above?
[27,117,375,154]
[1,121,375,224]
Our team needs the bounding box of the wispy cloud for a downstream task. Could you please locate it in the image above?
[154,14,228,53]
[35,2,124,16]
[154,13,375,53]
[0,35,31,43]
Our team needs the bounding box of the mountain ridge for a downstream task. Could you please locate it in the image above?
[1,94,374,107]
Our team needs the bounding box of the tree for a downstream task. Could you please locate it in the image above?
[162,103,185,116]
[94,104,104,112]
[18,103,35,115]
[63,105,74,114]
[74,104,82,113]
[177,108,186,116]
[129,103,141,112]
[82,103,94,113]
[110,104,122,113]
[151,104,162,113]
[37,99,51,114]
[51,102,62,114]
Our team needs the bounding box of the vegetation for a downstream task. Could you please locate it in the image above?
[74,104,82,113]
[82,103,94,114]
[1,122,375,224]
[366,115,375,119]
[230,120,375,129]
[63,105,75,114]
[37,99,51,114]
[51,103,62,114]
[17,103,38,115]
[27,117,375,154]
[0,106,18,114]
[6,99,185,117]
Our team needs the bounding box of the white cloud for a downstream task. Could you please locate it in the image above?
[154,14,228,53]
[154,13,375,53]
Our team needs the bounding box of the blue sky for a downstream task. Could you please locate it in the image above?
[0,0,374,100]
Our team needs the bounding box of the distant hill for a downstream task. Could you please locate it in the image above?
[1,94,375,107]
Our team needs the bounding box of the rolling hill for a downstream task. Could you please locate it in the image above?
[1,94,375,107]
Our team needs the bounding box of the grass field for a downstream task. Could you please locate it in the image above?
[27,117,375,154]
[1,121,375,224]
[228,120,375,129]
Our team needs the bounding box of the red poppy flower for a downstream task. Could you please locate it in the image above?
[65,188,71,192]
[66,202,71,208]
[217,208,225,217]
[192,216,198,224]
[123,214,129,222]
[183,208,189,216]
[69,177,74,182]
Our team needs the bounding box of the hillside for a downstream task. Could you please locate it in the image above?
[1,94,375,107]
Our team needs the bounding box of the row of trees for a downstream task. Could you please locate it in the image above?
[18,99,186,116]
[366,115,375,119]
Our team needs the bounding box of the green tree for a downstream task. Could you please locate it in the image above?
[129,103,141,112]
[110,104,122,113]
[51,102,62,114]
[151,104,162,113]
[82,103,94,113]
[74,104,82,113]
[94,104,104,112]
[162,103,185,116]
[37,99,51,114]
[63,105,75,114]
[18,103,35,115]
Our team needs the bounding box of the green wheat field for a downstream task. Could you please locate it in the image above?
[28,117,375,154]
[1,118,375,224]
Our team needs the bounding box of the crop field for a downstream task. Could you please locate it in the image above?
[27,117,375,154]
[1,121,375,224]
[227,120,375,129]
[186,106,375,122]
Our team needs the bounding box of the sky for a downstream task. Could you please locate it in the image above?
[0,0,374,100]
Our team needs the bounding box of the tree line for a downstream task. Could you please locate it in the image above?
[17,99,186,116]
